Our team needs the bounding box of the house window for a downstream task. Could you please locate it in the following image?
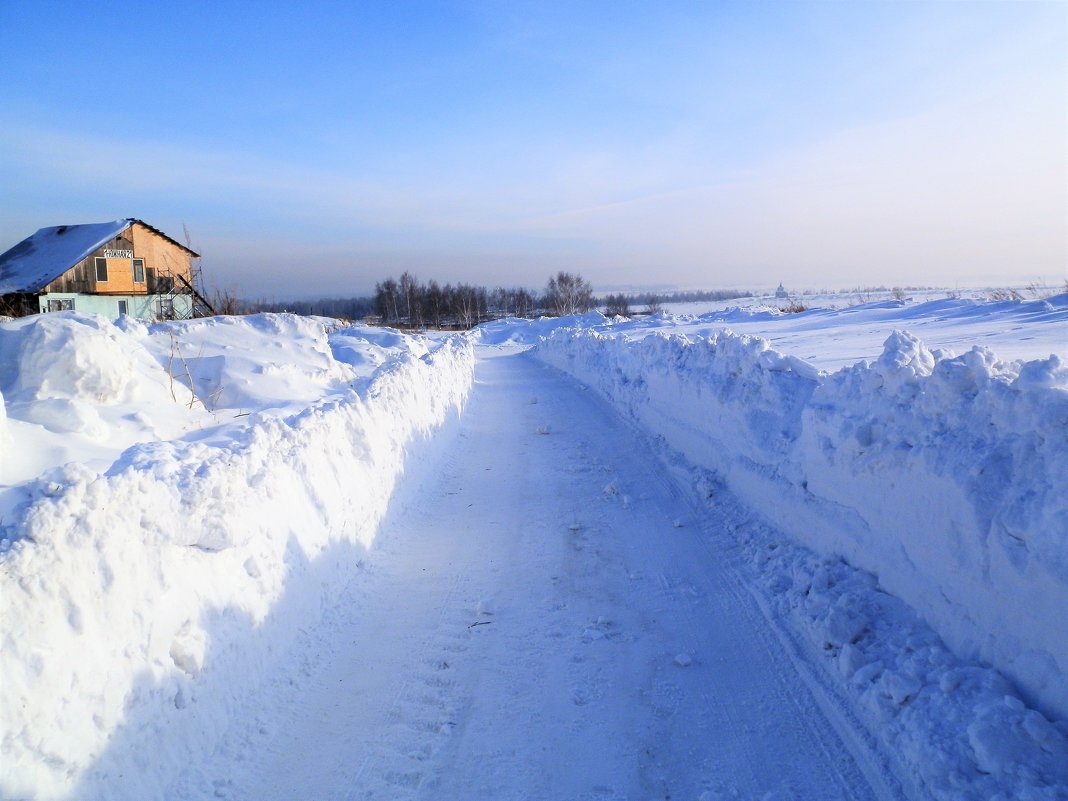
[159,298,175,319]
[47,298,75,312]
[95,257,108,282]
[133,259,145,283]
[118,300,128,316]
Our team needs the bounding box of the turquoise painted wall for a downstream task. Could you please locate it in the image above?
[38,293,193,321]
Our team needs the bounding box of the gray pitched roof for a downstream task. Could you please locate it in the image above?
[0,218,201,295]
[0,220,135,294]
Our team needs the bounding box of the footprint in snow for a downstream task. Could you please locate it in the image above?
[581,628,606,643]
[571,680,604,707]
[581,616,616,642]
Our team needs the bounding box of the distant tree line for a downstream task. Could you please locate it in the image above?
[611,288,753,306]
[599,288,752,317]
[370,271,595,328]
[375,274,496,328]
[242,296,377,319]
[240,274,753,328]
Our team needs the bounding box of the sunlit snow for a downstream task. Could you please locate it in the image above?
[1,294,1065,801]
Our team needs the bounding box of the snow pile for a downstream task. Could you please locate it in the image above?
[0,313,196,435]
[802,334,1068,706]
[745,528,1068,801]
[477,294,1068,367]
[536,326,1068,799]
[157,313,350,412]
[0,314,474,800]
[0,314,211,503]
[0,313,428,500]
[661,293,1068,369]
[158,313,429,413]
[478,311,608,346]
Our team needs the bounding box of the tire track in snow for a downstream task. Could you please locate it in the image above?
[345,566,467,800]
[517,354,897,801]
[576,421,878,800]
[646,409,906,798]
[635,440,912,801]
[210,347,898,801]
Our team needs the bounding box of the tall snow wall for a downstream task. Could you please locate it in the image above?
[536,328,1068,722]
[0,335,475,800]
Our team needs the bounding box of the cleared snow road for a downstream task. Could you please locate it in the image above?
[207,347,900,801]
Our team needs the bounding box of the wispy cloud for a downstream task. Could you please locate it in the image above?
[1,0,1063,295]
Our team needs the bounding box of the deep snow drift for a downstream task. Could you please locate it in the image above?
[482,292,1068,369]
[0,312,473,799]
[536,325,1068,718]
[1,295,1066,801]
[531,299,1068,800]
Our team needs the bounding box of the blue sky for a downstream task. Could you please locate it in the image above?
[1,1,1064,298]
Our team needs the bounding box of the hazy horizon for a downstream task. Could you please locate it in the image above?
[250,276,1065,306]
[2,1,1064,298]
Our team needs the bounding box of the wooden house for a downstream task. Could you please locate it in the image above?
[0,219,213,321]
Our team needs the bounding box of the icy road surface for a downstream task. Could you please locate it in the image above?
[204,348,902,801]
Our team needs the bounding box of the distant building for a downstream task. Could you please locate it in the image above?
[0,218,213,321]
[774,282,789,298]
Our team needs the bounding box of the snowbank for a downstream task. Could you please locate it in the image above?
[153,313,422,413]
[0,317,474,800]
[477,311,608,346]
[536,327,1068,797]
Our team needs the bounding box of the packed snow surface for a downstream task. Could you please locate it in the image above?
[1,295,1066,801]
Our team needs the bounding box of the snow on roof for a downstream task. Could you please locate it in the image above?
[0,220,134,294]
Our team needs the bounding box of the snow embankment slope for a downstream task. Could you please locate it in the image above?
[536,328,1068,793]
[0,314,474,800]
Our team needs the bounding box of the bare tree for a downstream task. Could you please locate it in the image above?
[424,280,444,328]
[453,283,486,328]
[645,294,663,315]
[211,287,244,315]
[604,293,630,317]
[545,272,594,316]
[489,286,509,317]
[512,287,536,318]
[489,286,539,319]
[374,278,400,324]
[399,271,422,327]
[371,274,538,328]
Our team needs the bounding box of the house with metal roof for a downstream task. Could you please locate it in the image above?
[0,219,213,321]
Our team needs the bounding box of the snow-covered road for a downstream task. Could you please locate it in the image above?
[205,347,902,801]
